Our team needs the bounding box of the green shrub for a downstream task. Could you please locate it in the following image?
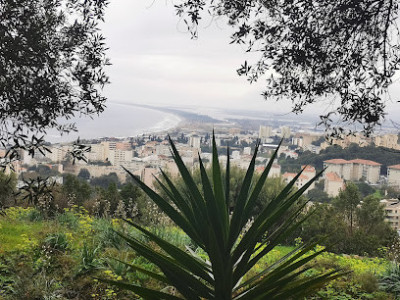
[92,218,123,249]
[380,263,400,297]
[25,208,44,222]
[56,211,79,230]
[76,243,103,275]
[44,232,69,252]
[357,272,379,293]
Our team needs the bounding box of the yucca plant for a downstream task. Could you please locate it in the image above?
[104,134,342,299]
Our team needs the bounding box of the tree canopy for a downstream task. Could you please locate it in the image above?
[0,0,109,164]
[175,0,400,136]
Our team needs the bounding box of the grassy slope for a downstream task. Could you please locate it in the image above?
[0,207,394,299]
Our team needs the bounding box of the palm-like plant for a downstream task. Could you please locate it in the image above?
[104,135,342,299]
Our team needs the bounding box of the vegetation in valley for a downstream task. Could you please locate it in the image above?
[280,143,400,174]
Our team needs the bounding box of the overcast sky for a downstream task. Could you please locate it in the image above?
[101,0,400,121]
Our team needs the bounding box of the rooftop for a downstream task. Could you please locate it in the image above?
[349,159,381,166]
[301,165,316,172]
[324,158,380,166]
[324,159,350,164]
[325,172,343,182]
[282,172,309,180]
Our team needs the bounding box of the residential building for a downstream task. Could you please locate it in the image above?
[255,164,281,177]
[189,135,201,149]
[282,172,312,193]
[383,200,400,230]
[292,133,323,150]
[116,142,131,151]
[141,167,159,190]
[100,141,116,160]
[302,165,316,190]
[259,126,272,141]
[320,133,370,149]
[388,164,400,188]
[323,158,381,183]
[243,147,251,155]
[350,159,381,183]
[88,144,106,162]
[231,150,240,160]
[109,149,133,166]
[280,126,291,139]
[324,172,344,197]
[374,134,400,150]
[45,145,72,162]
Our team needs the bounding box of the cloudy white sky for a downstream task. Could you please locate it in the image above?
[101,0,400,121]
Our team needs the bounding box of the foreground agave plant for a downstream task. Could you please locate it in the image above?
[104,134,342,299]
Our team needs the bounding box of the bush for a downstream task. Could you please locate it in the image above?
[76,243,103,275]
[43,233,69,253]
[56,211,79,230]
[380,263,400,297]
[357,272,379,293]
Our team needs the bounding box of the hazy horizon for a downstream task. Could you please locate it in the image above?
[100,1,400,123]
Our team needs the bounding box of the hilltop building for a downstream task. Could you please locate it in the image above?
[374,134,400,150]
[320,133,370,149]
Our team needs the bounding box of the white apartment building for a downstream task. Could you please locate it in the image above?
[109,149,133,166]
[259,126,272,141]
[243,147,251,155]
[282,172,312,193]
[280,126,291,139]
[100,141,117,161]
[189,135,201,149]
[374,134,400,150]
[323,158,381,184]
[88,144,106,162]
[383,200,400,230]
[388,164,400,188]
[324,172,344,197]
[45,145,72,162]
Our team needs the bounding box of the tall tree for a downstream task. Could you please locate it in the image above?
[77,168,91,181]
[334,182,362,236]
[175,0,399,136]
[357,195,387,233]
[0,171,17,207]
[0,0,109,164]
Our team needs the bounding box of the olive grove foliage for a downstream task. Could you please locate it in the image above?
[175,0,400,136]
[0,0,109,165]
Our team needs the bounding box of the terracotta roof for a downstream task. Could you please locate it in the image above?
[389,164,400,170]
[255,166,265,172]
[324,158,381,166]
[325,172,343,182]
[349,159,381,166]
[323,159,350,164]
[301,165,316,172]
[282,172,309,180]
